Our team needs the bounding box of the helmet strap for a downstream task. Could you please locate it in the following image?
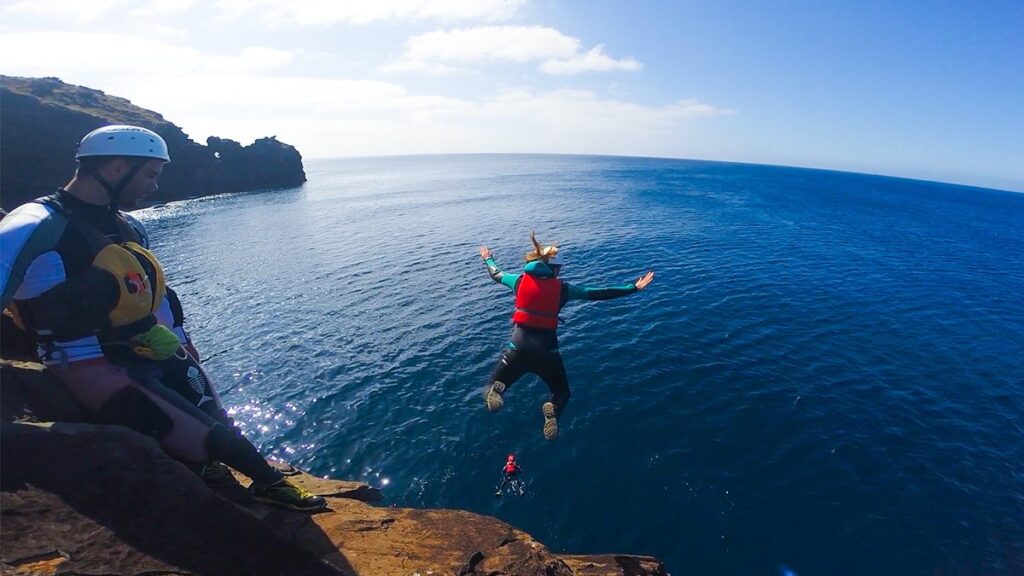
[87,158,146,216]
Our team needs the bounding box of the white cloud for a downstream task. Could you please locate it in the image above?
[471,89,733,139]
[387,25,641,75]
[212,0,527,26]
[1,0,523,29]
[237,46,294,69]
[540,44,642,75]
[2,0,130,23]
[130,74,423,116]
[0,30,728,160]
[115,75,732,159]
[145,24,193,42]
[129,0,199,16]
[401,26,577,63]
[0,32,291,78]
[379,60,464,75]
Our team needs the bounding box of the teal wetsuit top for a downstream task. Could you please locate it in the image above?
[484,257,639,309]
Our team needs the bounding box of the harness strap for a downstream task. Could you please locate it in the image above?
[513,307,559,317]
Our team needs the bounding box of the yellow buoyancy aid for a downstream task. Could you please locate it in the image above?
[10,197,167,341]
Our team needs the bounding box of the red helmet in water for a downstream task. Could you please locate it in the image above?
[507,454,515,462]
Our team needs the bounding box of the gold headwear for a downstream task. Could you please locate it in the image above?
[524,231,559,262]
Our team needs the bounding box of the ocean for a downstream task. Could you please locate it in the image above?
[135,154,1024,575]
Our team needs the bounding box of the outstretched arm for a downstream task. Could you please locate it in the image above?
[565,271,655,301]
[479,246,519,290]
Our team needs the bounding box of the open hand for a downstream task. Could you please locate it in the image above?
[479,246,492,260]
[635,271,655,290]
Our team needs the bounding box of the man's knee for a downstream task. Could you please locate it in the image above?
[205,422,243,456]
[92,386,175,438]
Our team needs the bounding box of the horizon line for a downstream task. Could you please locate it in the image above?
[304,152,1024,195]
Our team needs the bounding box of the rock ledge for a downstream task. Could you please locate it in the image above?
[0,358,667,576]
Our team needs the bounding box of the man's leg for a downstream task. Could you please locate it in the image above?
[154,351,232,426]
[56,359,325,511]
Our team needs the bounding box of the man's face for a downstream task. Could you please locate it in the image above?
[113,158,165,208]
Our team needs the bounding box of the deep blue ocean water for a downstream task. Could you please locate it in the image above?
[136,155,1024,575]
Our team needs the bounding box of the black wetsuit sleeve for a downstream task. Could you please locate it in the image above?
[165,286,186,327]
[563,282,638,303]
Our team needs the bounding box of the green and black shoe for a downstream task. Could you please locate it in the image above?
[198,461,231,482]
[251,479,327,512]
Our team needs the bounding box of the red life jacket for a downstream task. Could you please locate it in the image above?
[512,274,562,329]
[504,463,519,474]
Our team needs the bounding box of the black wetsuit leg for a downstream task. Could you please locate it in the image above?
[127,358,282,486]
[532,351,570,416]
[154,352,234,427]
[488,347,529,390]
[489,325,570,415]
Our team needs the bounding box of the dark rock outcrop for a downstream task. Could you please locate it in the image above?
[0,76,306,211]
[207,135,307,193]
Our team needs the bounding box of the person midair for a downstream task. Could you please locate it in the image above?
[478,232,654,440]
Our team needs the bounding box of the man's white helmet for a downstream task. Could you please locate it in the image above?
[76,125,170,162]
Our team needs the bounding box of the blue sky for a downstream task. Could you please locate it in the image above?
[1,0,1021,191]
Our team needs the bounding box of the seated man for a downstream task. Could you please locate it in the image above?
[0,125,325,511]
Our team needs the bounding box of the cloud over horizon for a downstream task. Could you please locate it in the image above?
[212,0,528,26]
[120,75,733,159]
[386,25,642,75]
[0,4,736,171]
[0,32,293,77]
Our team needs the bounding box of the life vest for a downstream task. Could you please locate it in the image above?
[504,463,518,474]
[9,196,166,343]
[512,273,561,329]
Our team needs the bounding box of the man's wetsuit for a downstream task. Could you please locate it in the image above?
[0,191,284,486]
[483,257,639,416]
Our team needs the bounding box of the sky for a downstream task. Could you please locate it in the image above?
[1,0,1022,192]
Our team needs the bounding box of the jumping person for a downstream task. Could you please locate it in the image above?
[479,232,654,440]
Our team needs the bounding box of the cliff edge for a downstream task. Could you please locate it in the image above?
[0,76,306,211]
[0,319,667,576]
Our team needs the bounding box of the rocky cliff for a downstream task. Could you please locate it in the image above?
[0,76,306,211]
[0,318,668,576]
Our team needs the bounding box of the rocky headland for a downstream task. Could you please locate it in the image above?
[0,76,306,211]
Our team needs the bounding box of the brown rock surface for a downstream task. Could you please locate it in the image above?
[0,360,668,575]
[0,421,341,576]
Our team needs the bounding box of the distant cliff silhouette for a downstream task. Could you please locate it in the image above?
[0,76,306,210]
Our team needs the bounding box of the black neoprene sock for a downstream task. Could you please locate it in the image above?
[205,423,283,486]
